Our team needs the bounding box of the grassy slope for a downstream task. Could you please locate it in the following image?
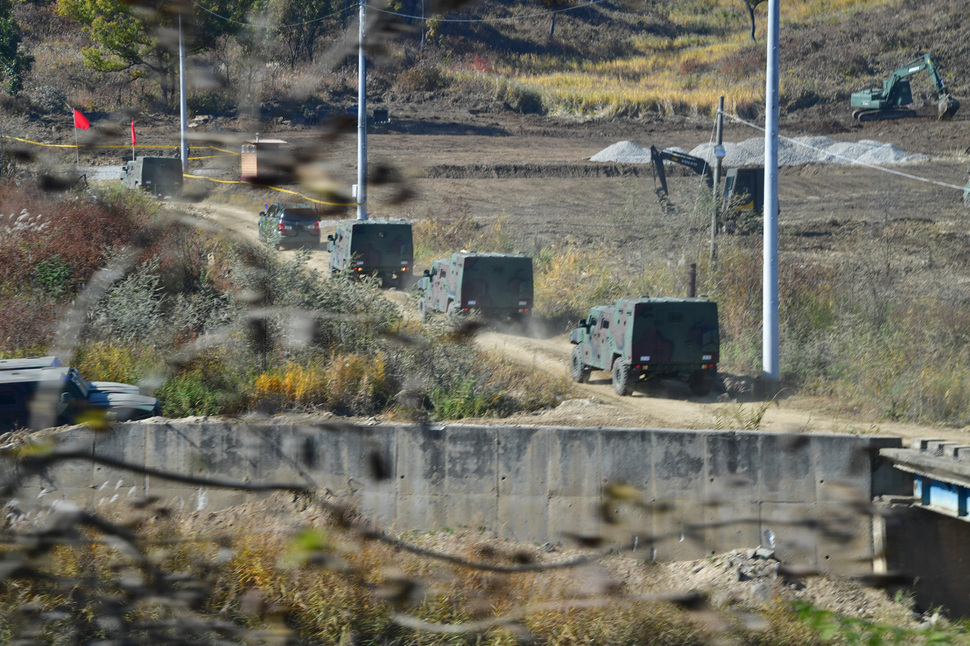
[425,0,970,120]
[13,0,970,122]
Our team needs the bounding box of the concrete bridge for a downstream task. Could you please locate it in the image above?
[5,421,968,614]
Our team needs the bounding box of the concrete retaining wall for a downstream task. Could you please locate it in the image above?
[6,421,906,573]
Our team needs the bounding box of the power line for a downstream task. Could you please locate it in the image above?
[192,0,610,30]
[374,0,610,24]
[192,0,356,29]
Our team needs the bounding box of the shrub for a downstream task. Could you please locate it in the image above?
[251,353,391,414]
[413,197,516,261]
[73,342,160,386]
[0,295,55,353]
[395,65,447,93]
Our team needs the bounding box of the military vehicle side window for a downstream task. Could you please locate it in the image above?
[601,320,610,329]
[669,312,684,323]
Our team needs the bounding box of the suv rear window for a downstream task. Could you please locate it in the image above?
[282,208,317,222]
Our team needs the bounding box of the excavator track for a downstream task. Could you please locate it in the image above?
[853,109,918,122]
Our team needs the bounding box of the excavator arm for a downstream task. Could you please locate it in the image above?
[650,146,713,209]
[884,55,946,96]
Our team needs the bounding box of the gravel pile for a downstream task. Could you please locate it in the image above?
[590,137,928,167]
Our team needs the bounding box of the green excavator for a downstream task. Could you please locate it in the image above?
[851,54,960,122]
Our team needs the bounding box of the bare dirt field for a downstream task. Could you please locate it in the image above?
[174,96,970,445]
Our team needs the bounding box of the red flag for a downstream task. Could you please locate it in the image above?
[73,109,90,130]
[131,120,136,146]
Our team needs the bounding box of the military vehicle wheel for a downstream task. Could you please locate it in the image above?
[611,358,632,396]
[688,370,714,397]
[445,301,463,329]
[570,347,591,384]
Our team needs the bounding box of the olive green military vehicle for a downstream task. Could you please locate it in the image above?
[418,252,533,324]
[327,220,413,288]
[120,156,183,199]
[569,296,719,396]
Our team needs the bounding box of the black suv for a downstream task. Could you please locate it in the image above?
[258,202,321,249]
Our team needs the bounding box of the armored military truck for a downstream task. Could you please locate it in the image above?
[121,156,183,199]
[569,297,719,396]
[327,220,413,288]
[418,252,533,324]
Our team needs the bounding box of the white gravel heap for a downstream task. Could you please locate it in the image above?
[591,137,928,167]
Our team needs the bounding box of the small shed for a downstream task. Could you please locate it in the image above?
[240,138,292,183]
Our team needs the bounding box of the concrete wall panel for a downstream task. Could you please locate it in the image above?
[446,426,497,496]
[759,434,815,503]
[601,429,652,490]
[497,426,550,497]
[652,430,705,500]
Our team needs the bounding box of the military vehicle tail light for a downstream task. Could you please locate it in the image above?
[314,221,320,232]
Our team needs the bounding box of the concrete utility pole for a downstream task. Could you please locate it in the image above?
[178,15,188,173]
[356,0,368,220]
[711,96,725,265]
[763,0,780,381]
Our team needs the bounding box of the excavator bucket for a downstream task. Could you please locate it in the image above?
[939,95,960,120]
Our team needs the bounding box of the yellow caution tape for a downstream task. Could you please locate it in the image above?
[182,173,356,207]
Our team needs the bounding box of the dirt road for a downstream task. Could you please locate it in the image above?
[186,199,954,444]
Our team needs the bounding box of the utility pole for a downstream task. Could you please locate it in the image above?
[356,0,368,220]
[763,0,780,382]
[711,96,725,265]
[178,14,188,173]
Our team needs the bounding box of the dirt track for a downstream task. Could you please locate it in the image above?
[187,192,958,445]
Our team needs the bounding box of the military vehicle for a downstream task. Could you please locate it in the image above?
[0,365,160,431]
[120,156,183,199]
[417,252,533,324]
[327,220,413,288]
[569,296,719,396]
